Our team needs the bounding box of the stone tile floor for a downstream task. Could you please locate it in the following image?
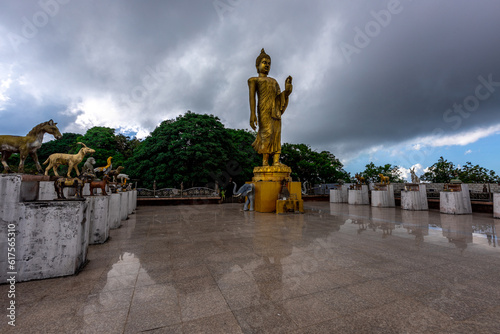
[2,202,500,333]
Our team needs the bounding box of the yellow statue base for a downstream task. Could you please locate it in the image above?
[251,165,304,213]
[252,165,292,182]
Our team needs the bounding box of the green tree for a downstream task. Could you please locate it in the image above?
[127,112,233,189]
[457,162,499,183]
[281,143,350,185]
[421,156,457,183]
[223,128,260,190]
[360,162,404,183]
[76,127,131,170]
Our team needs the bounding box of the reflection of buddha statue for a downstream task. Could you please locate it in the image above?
[249,48,293,166]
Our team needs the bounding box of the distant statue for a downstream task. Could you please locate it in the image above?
[82,157,96,176]
[0,119,62,173]
[43,142,96,177]
[94,156,113,175]
[249,48,293,166]
[89,175,110,196]
[379,174,390,185]
[355,173,365,184]
[410,167,420,183]
[108,166,125,183]
[54,176,85,199]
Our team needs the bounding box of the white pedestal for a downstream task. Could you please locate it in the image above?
[371,185,395,207]
[330,186,348,203]
[1,175,91,282]
[132,190,137,211]
[494,193,500,218]
[348,185,369,205]
[127,191,135,215]
[0,201,90,282]
[87,196,110,244]
[119,192,129,221]
[440,184,472,215]
[401,184,428,211]
[108,193,122,229]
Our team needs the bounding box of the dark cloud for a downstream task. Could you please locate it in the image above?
[1,0,499,165]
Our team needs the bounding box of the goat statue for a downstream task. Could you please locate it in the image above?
[43,142,96,177]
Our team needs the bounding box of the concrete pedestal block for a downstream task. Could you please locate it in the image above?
[87,196,110,244]
[120,192,129,221]
[401,184,428,211]
[440,184,472,215]
[0,175,22,222]
[132,190,137,211]
[39,181,56,200]
[127,191,134,215]
[494,193,500,218]
[39,181,76,199]
[0,200,90,282]
[348,185,369,205]
[371,185,395,207]
[108,193,122,229]
[330,186,348,203]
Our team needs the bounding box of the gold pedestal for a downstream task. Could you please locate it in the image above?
[251,165,304,213]
[276,199,304,214]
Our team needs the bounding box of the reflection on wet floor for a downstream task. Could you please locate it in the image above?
[3,202,500,333]
[328,202,500,252]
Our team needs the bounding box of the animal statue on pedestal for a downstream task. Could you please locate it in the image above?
[410,167,420,183]
[0,120,62,173]
[82,157,96,176]
[54,176,85,199]
[108,166,124,183]
[89,175,110,196]
[233,183,255,211]
[43,142,96,177]
[379,174,390,185]
[94,156,113,175]
[116,173,129,190]
[355,173,365,184]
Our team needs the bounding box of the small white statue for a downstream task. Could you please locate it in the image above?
[410,167,420,183]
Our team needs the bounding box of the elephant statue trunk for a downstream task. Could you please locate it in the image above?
[233,183,255,211]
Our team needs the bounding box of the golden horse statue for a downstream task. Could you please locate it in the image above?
[0,120,62,173]
[379,174,390,185]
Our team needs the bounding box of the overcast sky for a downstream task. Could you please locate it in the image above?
[1,0,500,178]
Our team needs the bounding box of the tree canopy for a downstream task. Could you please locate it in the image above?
[281,143,350,185]
[421,157,499,183]
[359,162,404,183]
[126,112,236,189]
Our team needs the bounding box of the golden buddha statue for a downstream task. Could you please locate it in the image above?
[248,48,293,166]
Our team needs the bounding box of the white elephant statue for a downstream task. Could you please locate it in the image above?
[233,182,255,211]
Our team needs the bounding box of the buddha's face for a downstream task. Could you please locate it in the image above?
[257,57,271,75]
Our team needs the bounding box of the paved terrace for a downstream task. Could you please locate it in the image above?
[1,202,500,333]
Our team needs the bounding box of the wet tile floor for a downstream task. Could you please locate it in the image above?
[2,202,500,333]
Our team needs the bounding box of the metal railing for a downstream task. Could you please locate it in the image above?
[137,187,219,198]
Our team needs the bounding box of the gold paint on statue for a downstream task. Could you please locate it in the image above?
[245,49,303,213]
[249,48,293,167]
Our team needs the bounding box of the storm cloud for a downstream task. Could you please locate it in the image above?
[1,0,499,171]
